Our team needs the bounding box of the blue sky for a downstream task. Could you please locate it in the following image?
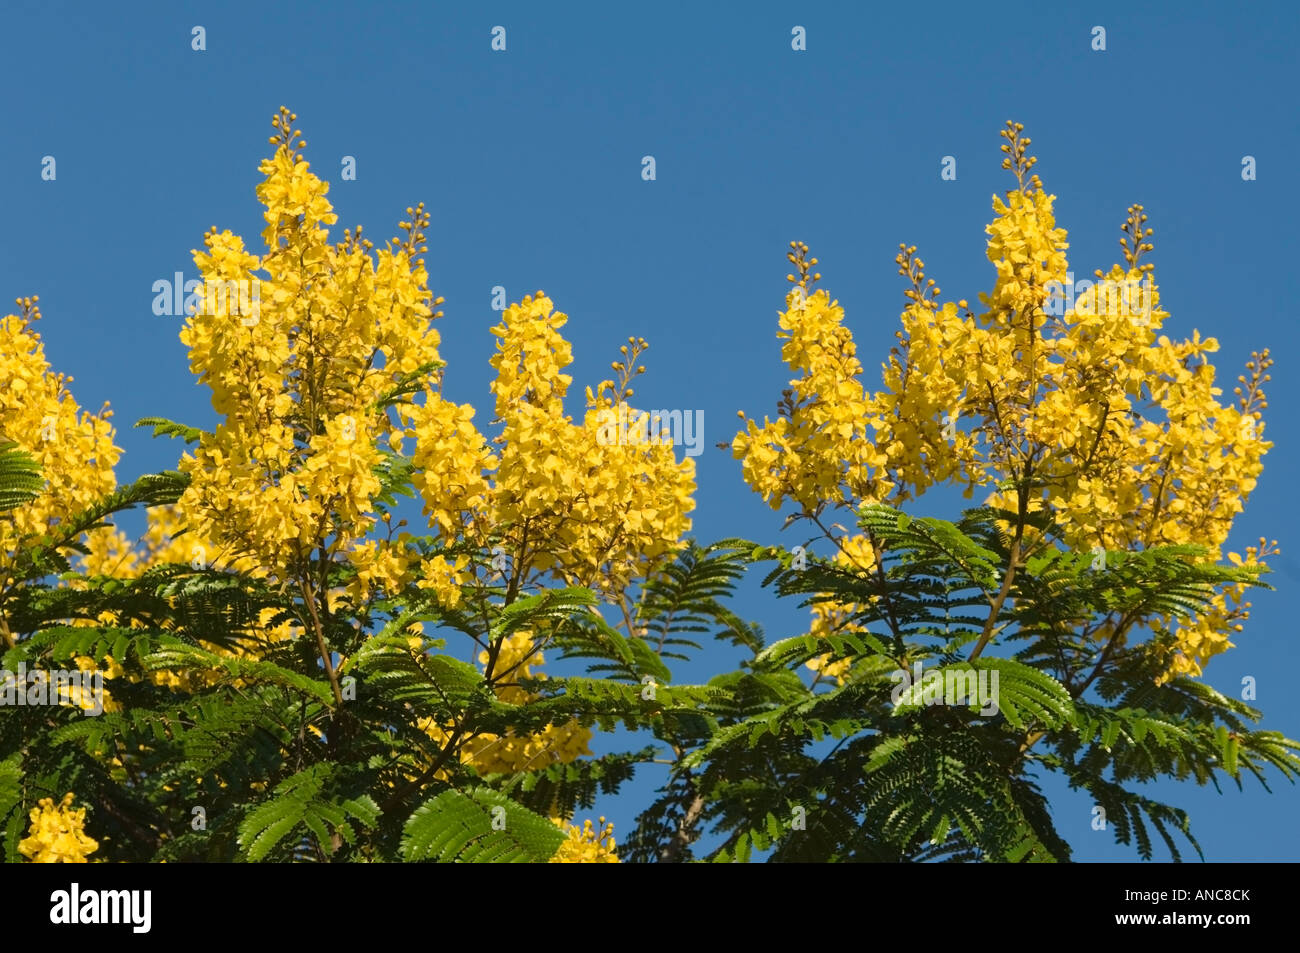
[2,0,1297,860]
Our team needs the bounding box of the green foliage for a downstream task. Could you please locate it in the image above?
[237,764,379,861]
[2,466,1295,863]
[635,505,1300,862]
[134,417,204,445]
[0,442,43,512]
[400,788,564,862]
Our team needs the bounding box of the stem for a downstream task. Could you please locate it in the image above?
[380,725,465,813]
[969,460,1030,661]
[300,577,344,708]
[662,791,706,863]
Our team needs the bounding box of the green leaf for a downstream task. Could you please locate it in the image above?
[0,442,43,511]
[400,788,566,862]
[134,417,205,444]
[237,764,378,861]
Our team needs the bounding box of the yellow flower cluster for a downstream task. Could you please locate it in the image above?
[982,186,1069,316]
[408,395,495,541]
[64,654,123,714]
[173,109,696,620]
[735,126,1271,681]
[409,294,696,599]
[176,109,440,580]
[414,553,472,609]
[734,277,888,511]
[0,299,119,645]
[18,793,98,863]
[1160,538,1277,681]
[549,816,619,863]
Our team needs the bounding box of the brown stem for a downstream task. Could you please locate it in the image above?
[300,578,344,708]
[661,791,706,863]
[969,529,1021,662]
[1083,400,1110,471]
[379,725,465,813]
[969,456,1031,660]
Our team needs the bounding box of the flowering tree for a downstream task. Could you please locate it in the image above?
[1,109,707,862]
[644,122,1297,861]
[1,117,1296,863]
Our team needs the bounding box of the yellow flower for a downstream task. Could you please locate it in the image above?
[18,794,98,863]
[414,554,471,609]
[549,817,619,863]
